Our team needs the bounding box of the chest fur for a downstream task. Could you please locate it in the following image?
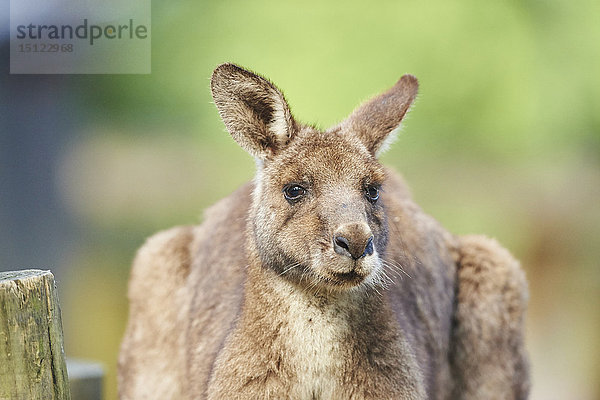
[210,279,425,400]
[276,289,361,399]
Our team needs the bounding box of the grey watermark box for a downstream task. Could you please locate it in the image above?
[10,0,151,74]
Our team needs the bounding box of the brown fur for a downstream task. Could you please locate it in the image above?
[118,64,530,399]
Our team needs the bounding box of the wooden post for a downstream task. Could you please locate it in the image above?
[0,269,71,399]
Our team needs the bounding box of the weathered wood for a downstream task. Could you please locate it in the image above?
[67,359,103,400]
[0,269,71,400]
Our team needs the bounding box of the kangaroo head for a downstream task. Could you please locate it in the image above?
[211,63,418,291]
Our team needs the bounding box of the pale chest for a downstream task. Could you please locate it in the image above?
[279,294,357,399]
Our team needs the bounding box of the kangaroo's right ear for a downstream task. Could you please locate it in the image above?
[211,63,297,160]
[342,74,418,156]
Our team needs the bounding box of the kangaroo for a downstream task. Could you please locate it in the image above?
[118,63,530,400]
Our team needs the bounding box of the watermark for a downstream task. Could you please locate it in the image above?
[10,0,151,74]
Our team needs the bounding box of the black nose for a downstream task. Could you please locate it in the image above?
[333,235,374,260]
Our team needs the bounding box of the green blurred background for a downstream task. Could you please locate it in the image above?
[1,1,599,399]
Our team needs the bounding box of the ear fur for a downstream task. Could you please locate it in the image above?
[211,63,296,160]
[343,74,418,156]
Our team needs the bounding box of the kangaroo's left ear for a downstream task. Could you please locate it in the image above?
[342,74,418,156]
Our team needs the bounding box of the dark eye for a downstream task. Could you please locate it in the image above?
[365,185,379,203]
[283,184,306,202]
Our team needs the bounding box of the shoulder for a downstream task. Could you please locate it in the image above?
[452,235,529,365]
[454,234,528,308]
[451,235,530,397]
[128,182,254,300]
[128,225,196,301]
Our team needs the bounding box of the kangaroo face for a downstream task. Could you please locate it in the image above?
[253,129,388,289]
[211,63,418,291]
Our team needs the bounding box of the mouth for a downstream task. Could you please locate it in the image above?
[304,248,380,289]
[332,270,364,283]
[322,262,371,288]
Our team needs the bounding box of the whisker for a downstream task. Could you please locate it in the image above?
[378,269,393,288]
[279,262,301,276]
[383,259,412,280]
